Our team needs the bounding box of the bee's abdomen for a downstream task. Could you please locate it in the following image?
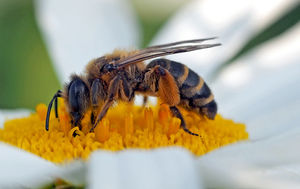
[179,71,217,120]
[147,58,217,119]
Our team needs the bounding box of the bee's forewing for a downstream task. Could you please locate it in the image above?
[116,38,221,68]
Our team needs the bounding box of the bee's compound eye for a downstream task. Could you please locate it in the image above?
[67,77,90,125]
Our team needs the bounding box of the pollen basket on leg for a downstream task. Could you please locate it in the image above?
[0,101,248,163]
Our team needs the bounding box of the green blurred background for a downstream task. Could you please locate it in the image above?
[0,0,60,109]
[0,0,299,110]
[0,0,186,110]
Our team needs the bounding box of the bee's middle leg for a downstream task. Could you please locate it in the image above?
[142,96,148,107]
[90,112,95,125]
[169,106,199,136]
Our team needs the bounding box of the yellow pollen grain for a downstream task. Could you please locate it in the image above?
[0,101,248,163]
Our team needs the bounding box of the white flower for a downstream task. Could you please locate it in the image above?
[1,0,300,188]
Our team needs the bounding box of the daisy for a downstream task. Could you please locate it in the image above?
[0,0,299,188]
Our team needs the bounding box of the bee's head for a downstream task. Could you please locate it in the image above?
[66,75,90,127]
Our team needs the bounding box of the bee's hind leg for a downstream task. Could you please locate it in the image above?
[169,106,199,136]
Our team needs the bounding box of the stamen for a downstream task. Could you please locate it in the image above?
[144,108,154,132]
[125,113,134,136]
[167,118,180,137]
[95,118,110,143]
[0,102,248,163]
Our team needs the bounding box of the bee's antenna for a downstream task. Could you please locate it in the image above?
[45,90,62,131]
[54,95,59,118]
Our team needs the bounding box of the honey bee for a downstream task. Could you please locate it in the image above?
[45,38,221,136]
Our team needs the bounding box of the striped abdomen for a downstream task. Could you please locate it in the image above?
[146,58,217,119]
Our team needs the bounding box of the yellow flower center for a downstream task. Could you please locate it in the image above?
[0,101,248,163]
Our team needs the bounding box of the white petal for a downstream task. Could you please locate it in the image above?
[59,160,86,186]
[35,0,140,82]
[197,127,300,188]
[0,143,62,188]
[213,24,300,139]
[0,109,31,128]
[88,148,203,189]
[151,0,298,78]
[0,111,86,187]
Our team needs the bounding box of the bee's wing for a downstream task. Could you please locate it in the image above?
[115,38,221,68]
[142,37,217,50]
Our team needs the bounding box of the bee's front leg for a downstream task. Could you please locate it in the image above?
[90,76,121,132]
[90,78,107,124]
